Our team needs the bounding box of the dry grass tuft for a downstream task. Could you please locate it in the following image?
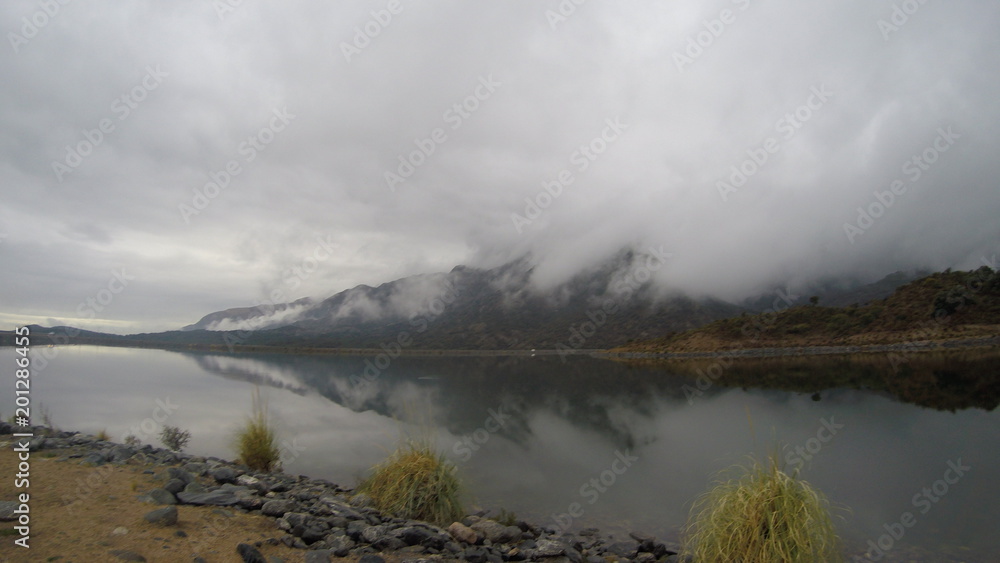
[682,454,843,562]
[356,440,464,526]
[234,387,281,472]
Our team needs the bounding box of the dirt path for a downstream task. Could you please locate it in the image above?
[0,441,308,563]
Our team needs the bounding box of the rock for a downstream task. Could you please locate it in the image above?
[350,492,374,508]
[358,555,385,563]
[236,542,268,563]
[305,550,332,563]
[109,549,147,562]
[326,534,356,557]
[144,506,178,526]
[182,462,208,476]
[262,498,300,517]
[81,452,106,466]
[176,490,239,506]
[463,546,491,563]
[362,524,391,544]
[394,525,433,546]
[236,474,260,487]
[167,466,195,485]
[27,436,46,451]
[211,466,239,484]
[604,540,639,559]
[633,553,657,563]
[163,478,186,494]
[111,526,129,536]
[448,521,479,544]
[471,519,519,544]
[0,501,18,521]
[108,445,135,463]
[0,421,12,434]
[184,481,207,493]
[533,539,567,558]
[145,488,177,505]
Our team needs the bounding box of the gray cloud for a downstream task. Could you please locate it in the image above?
[1,0,998,333]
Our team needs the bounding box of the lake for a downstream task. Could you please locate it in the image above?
[2,345,997,561]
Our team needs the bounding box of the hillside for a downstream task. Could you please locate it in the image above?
[613,267,1000,354]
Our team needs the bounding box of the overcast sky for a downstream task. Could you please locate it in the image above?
[1,0,998,333]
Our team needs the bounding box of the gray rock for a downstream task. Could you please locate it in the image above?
[0,421,12,434]
[167,466,195,484]
[184,481,207,493]
[27,436,46,451]
[633,553,658,563]
[604,540,639,559]
[109,549,147,562]
[448,521,479,544]
[176,490,239,506]
[262,498,300,517]
[211,466,239,484]
[362,524,391,544]
[236,474,261,487]
[0,501,19,521]
[145,488,177,505]
[471,519,518,544]
[143,506,178,526]
[350,492,374,508]
[533,539,568,558]
[163,478,186,494]
[108,445,135,463]
[81,452,106,466]
[305,551,332,563]
[394,525,432,546]
[326,534,356,557]
[358,556,385,563]
[236,542,267,563]
[182,462,208,476]
[463,546,491,563]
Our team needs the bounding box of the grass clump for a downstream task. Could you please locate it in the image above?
[234,388,281,472]
[682,454,843,562]
[356,440,464,527]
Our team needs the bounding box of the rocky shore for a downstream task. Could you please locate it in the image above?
[1,423,683,563]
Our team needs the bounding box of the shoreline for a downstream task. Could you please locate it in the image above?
[2,333,998,361]
[1,424,683,563]
[600,335,1000,361]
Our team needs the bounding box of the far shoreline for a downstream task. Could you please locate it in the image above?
[2,331,998,361]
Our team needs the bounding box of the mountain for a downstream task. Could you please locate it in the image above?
[178,250,745,350]
[614,266,1000,354]
[1,256,957,353]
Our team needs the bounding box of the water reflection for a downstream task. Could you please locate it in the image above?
[5,346,997,561]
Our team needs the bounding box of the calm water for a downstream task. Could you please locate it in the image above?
[2,345,997,561]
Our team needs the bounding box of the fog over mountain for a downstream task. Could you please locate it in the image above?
[1,1,998,334]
